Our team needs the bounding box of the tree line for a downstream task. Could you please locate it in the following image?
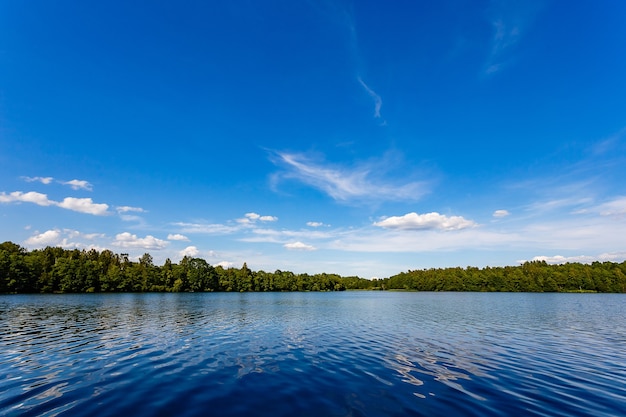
[0,241,371,293]
[1,241,625,293]
[385,261,626,293]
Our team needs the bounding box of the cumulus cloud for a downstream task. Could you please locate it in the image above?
[57,197,109,216]
[237,212,278,224]
[271,152,428,202]
[62,179,93,191]
[493,209,510,218]
[374,212,477,231]
[284,241,316,251]
[23,228,106,250]
[113,232,169,250]
[307,221,326,227]
[180,246,199,257]
[0,191,54,206]
[216,261,235,269]
[22,176,54,184]
[0,191,110,215]
[25,229,61,246]
[168,233,190,241]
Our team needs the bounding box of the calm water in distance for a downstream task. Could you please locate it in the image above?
[1,292,625,417]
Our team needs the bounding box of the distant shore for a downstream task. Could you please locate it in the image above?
[2,241,625,294]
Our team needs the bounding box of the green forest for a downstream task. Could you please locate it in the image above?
[1,241,626,293]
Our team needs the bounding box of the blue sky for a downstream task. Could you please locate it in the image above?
[1,0,626,278]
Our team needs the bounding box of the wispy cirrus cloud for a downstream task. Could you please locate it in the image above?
[374,212,477,231]
[116,206,147,222]
[271,152,429,203]
[0,191,110,215]
[241,227,334,244]
[484,1,542,74]
[596,196,626,217]
[117,206,146,213]
[173,221,240,235]
[173,212,279,236]
[357,77,382,119]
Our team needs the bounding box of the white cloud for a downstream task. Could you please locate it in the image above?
[485,19,521,74]
[241,227,334,244]
[0,191,110,215]
[21,176,93,191]
[168,233,190,241]
[116,206,146,222]
[0,191,54,206]
[484,2,541,74]
[25,229,61,246]
[307,221,326,227]
[374,212,477,231]
[57,197,110,216]
[65,230,105,240]
[597,196,626,217]
[117,206,146,213]
[179,246,199,257]
[358,77,382,119]
[22,176,54,184]
[23,228,106,250]
[493,209,510,218]
[216,261,235,269]
[245,213,260,221]
[173,222,239,234]
[523,251,626,265]
[528,197,593,214]
[237,212,278,224]
[113,232,169,250]
[259,215,278,222]
[62,179,93,191]
[272,152,428,202]
[284,241,316,251]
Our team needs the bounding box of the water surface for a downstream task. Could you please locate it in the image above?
[1,292,625,416]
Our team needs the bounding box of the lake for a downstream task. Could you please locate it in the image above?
[1,292,625,416]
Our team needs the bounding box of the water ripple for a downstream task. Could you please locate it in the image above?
[1,293,625,416]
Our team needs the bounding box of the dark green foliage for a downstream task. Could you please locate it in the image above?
[2,242,625,293]
[0,242,360,293]
[383,260,626,293]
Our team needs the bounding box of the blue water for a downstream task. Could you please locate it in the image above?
[1,292,625,416]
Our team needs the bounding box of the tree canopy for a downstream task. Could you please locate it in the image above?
[1,241,625,293]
